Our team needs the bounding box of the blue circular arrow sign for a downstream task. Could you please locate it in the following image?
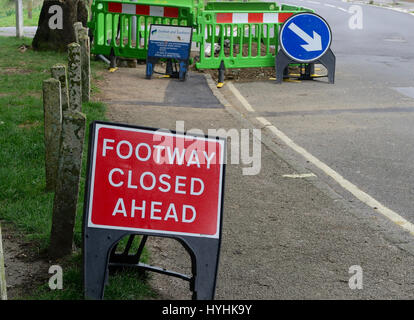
[280,12,332,63]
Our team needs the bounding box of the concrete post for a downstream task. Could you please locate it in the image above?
[131,0,138,43]
[68,43,82,112]
[0,223,7,300]
[49,110,86,259]
[51,64,70,112]
[79,34,91,103]
[42,78,62,192]
[15,0,24,38]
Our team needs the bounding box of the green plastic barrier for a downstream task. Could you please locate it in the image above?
[195,2,312,70]
[89,0,202,60]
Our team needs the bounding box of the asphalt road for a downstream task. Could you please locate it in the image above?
[101,67,414,299]
[228,0,414,232]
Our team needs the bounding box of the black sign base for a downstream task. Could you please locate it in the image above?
[275,48,336,84]
[146,58,188,81]
[83,228,221,300]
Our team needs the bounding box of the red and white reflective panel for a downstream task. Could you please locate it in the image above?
[87,123,226,239]
[108,2,179,18]
[216,12,293,24]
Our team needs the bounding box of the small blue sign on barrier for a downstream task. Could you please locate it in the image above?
[146,25,193,81]
[280,13,332,63]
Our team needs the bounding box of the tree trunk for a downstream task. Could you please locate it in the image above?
[32,0,89,52]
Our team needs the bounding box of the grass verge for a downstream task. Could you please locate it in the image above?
[0,36,156,300]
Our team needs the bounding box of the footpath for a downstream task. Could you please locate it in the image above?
[97,65,414,299]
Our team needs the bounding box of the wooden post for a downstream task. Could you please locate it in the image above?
[49,110,86,259]
[79,34,91,103]
[15,0,24,38]
[0,223,7,300]
[51,64,70,112]
[43,78,62,192]
[67,43,82,112]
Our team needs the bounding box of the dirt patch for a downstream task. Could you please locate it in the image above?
[1,221,49,300]
[116,47,302,83]
[187,44,308,82]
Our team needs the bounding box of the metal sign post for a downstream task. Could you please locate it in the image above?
[146,25,193,81]
[82,121,226,300]
[276,12,336,83]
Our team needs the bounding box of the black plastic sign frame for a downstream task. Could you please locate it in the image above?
[82,121,226,300]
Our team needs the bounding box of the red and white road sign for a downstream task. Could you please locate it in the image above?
[86,122,226,239]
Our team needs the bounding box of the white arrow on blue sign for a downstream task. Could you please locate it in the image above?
[280,12,332,63]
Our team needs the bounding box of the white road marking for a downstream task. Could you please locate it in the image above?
[283,173,317,178]
[324,4,337,8]
[256,116,414,236]
[307,1,321,4]
[227,82,256,112]
[337,7,348,12]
